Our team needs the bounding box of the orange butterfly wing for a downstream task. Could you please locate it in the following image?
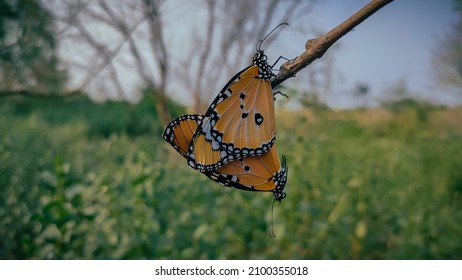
[188,50,277,171]
[162,114,287,201]
[162,114,203,157]
[210,151,287,202]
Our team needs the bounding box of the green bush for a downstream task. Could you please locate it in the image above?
[1,96,461,259]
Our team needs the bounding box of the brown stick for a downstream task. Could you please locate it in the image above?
[271,0,394,89]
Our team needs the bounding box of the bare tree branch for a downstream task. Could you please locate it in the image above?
[55,0,148,98]
[192,0,216,109]
[143,0,169,91]
[54,0,173,124]
[99,0,154,86]
[72,17,123,91]
[272,0,394,89]
[141,0,172,125]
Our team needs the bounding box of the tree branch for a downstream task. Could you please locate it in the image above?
[271,0,394,89]
[192,0,216,109]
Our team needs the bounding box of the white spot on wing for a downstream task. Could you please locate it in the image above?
[212,140,220,150]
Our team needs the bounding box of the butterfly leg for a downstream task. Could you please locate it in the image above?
[273,90,289,100]
[271,56,296,69]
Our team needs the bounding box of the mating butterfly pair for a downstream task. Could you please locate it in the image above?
[163,24,288,203]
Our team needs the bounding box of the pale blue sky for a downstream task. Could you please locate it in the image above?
[285,0,460,107]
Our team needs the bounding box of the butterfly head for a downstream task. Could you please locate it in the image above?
[253,50,273,80]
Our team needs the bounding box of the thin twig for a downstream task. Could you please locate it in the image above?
[271,0,394,89]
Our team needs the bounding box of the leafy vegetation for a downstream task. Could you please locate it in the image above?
[1,95,461,259]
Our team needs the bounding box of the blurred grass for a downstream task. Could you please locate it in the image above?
[1,95,461,259]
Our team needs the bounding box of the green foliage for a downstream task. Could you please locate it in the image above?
[2,94,185,138]
[0,0,67,94]
[1,96,462,259]
[384,98,445,123]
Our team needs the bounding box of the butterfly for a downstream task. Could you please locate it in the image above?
[187,23,288,172]
[162,114,287,202]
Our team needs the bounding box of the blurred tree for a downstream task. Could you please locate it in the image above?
[0,0,67,96]
[433,0,462,92]
[53,0,172,125]
[51,0,316,124]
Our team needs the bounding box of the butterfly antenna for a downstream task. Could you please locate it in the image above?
[267,198,277,238]
[256,22,289,52]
